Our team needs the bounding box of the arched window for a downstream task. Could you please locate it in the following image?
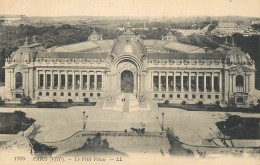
[15,72,23,89]
[236,55,241,64]
[236,75,243,86]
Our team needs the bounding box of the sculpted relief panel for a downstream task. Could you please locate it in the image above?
[116,60,137,75]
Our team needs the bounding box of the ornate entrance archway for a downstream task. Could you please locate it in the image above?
[121,70,134,93]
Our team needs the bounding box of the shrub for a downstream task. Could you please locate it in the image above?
[181,101,187,105]
[20,95,32,106]
[197,101,203,107]
[84,98,89,103]
[68,99,73,103]
[215,100,220,107]
[164,100,169,104]
[0,96,5,105]
[228,97,236,107]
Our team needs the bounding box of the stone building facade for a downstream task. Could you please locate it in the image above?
[4,23,257,107]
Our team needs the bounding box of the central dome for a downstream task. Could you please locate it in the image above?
[110,22,147,60]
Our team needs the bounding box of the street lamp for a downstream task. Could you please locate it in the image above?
[162,112,164,131]
[83,111,86,130]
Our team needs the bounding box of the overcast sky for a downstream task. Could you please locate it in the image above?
[0,0,259,17]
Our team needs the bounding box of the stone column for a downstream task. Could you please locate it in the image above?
[211,72,214,92]
[151,72,153,90]
[188,72,191,92]
[43,70,46,90]
[247,74,250,92]
[58,70,61,90]
[95,72,97,90]
[72,70,75,89]
[65,70,68,90]
[181,72,183,91]
[158,72,161,91]
[50,70,53,89]
[203,72,206,92]
[196,72,199,92]
[87,73,90,90]
[13,69,15,89]
[80,71,82,90]
[166,72,169,92]
[219,72,222,93]
[36,70,39,89]
[173,71,176,92]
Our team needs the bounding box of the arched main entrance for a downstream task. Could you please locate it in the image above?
[121,70,134,93]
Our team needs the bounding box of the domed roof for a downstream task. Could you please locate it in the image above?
[225,47,253,65]
[10,39,45,63]
[163,30,177,42]
[110,22,147,60]
[88,29,101,41]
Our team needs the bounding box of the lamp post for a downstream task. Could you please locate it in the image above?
[162,112,164,131]
[83,111,86,130]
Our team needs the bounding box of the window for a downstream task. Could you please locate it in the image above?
[39,92,42,96]
[185,94,188,98]
[53,92,57,96]
[153,75,159,91]
[161,76,166,91]
[68,75,72,89]
[192,94,196,99]
[75,93,78,96]
[169,94,173,98]
[68,92,71,96]
[162,94,165,98]
[90,93,93,97]
[46,92,49,96]
[83,75,87,89]
[97,93,100,97]
[90,75,95,89]
[154,94,158,98]
[183,76,189,91]
[75,75,80,89]
[176,76,181,91]
[200,95,203,99]
[215,95,219,99]
[97,75,102,90]
[198,76,204,92]
[191,76,196,91]
[61,92,64,96]
[46,74,51,88]
[39,74,44,88]
[208,95,211,99]
[54,74,58,88]
[168,76,174,91]
[206,76,211,92]
[177,94,180,98]
[61,74,65,88]
[15,72,23,89]
[237,97,243,103]
[214,76,219,92]
[82,93,86,97]
[236,75,243,86]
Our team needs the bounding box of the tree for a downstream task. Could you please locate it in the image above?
[181,101,187,105]
[215,100,220,107]
[68,99,73,103]
[84,98,89,103]
[197,101,203,107]
[164,100,169,104]
[20,95,32,106]
[0,96,5,105]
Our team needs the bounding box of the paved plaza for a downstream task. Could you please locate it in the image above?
[0,100,259,148]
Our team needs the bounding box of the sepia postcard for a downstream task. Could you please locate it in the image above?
[0,0,259,164]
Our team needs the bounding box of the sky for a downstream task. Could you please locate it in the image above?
[0,0,259,17]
